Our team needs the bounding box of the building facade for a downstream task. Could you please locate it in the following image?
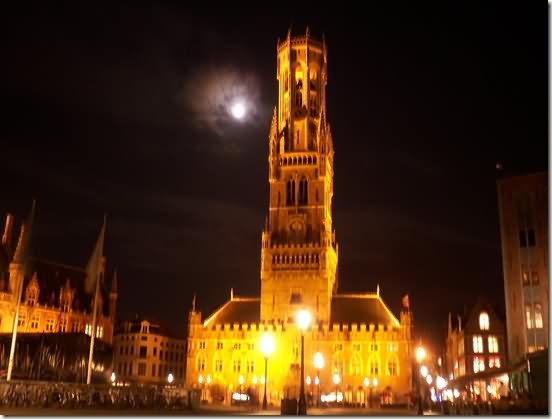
[186,30,413,407]
[113,318,186,386]
[445,300,507,400]
[0,211,117,344]
[497,171,548,363]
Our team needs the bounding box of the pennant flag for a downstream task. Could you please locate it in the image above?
[85,217,106,294]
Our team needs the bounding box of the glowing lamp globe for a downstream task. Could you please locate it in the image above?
[296,309,312,331]
[260,333,275,358]
[314,352,324,370]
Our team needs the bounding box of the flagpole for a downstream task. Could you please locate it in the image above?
[86,270,100,385]
[6,259,25,381]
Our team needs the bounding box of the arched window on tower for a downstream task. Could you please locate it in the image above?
[286,179,296,206]
[299,177,308,205]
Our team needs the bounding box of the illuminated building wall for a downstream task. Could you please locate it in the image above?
[185,30,413,405]
[112,318,186,386]
[497,171,548,363]
[0,215,117,344]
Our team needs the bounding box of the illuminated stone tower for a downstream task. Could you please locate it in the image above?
[260,29,338,324]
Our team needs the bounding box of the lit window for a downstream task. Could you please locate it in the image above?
[138,363,146,376]
[31,313,40,329]
[473,335,483,353]
[59,318,67,332]
[388,342,398,352]
[247,360,255,373]
[489,356,501,368]
[197,357,206,372]
[216,342,223,350]
[534,304,543,328]
[352,343,361,352]
[96,326,103,339]
[387,357,398,377]
[351,355,362,376]
[45,318,55,332]
[215,359,223,372]
[369,356,379,376]
[479,312,489,330]
[85,323,92,336]
[233,342,241,350]
[233,359,241,373]
[334,343,343,352]
[525,304,534,329]
[473,356,485,373]
[369,343,378,352]
[199,341,206,350]
[18,314,26,328]
[488,336,498,353]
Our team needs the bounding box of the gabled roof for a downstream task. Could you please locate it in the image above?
[203,297,260,327]
[330,293,400,327]
[24,257,110,315]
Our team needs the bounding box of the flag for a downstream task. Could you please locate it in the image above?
[402,293,410,310]
[85,218,106,294]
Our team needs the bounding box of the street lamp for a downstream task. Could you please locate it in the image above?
[259,332,275,410]
[363,377,369,408]
[296,309,312,415]
[415,346,426,415]
[420,365,428,378]
[313,351,324,408]
[372,377,378,408]
[167,372,174,384]
[332,372,340,407]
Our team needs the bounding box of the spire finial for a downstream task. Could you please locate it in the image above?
[376,284,380,296]
[230,288,234,301]
[192,292,196,312]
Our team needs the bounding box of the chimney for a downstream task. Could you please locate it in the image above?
[2,214,13,250]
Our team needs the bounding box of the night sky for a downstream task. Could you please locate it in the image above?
[2,4,547,351]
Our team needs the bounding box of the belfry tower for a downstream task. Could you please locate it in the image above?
[260,29,338,324]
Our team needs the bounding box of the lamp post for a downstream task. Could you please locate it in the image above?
[372,377,378,408]
[313,352,324,408]
[259,332,275,410]
[363,377,369,408]
[332,372,340,407]
[296,309,312,415]
[415,346,426,415]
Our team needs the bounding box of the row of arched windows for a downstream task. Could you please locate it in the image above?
[286,178,308,205]
[280,155,317,166]
[272,254,320,265]
[333,354,400,377]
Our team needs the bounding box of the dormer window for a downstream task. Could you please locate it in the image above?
[27,291,36,306]
[479,311,490,330]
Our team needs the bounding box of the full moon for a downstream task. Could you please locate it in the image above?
[231,102,246,119]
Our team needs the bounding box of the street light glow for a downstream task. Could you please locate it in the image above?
[420,365,429,378]
[363,377,369,387]
[332,373,340,385]
[314,352,324,369]
[167,373,174,384]
[372,377,378,387]
[426,374,433,385]
[296,309,312,331]
[415,346,426,363]
[260,332,275,358]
